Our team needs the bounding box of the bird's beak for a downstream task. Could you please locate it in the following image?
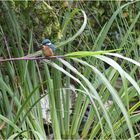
[38,44,43,48]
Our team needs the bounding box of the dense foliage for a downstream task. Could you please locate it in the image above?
[0,1,140,139]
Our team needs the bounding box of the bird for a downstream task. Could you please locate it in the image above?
[41,39,56,57]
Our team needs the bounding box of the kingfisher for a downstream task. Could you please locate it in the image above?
[40,39,56,57]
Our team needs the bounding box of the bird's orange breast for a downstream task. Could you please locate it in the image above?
[42,45,54,57]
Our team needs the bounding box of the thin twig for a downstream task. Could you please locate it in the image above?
[0,55,65,62]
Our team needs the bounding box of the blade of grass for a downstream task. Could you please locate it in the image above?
[44,63,61,139]
[57,58,116,139]
[43,59,104,139]
[57,9,87,48]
